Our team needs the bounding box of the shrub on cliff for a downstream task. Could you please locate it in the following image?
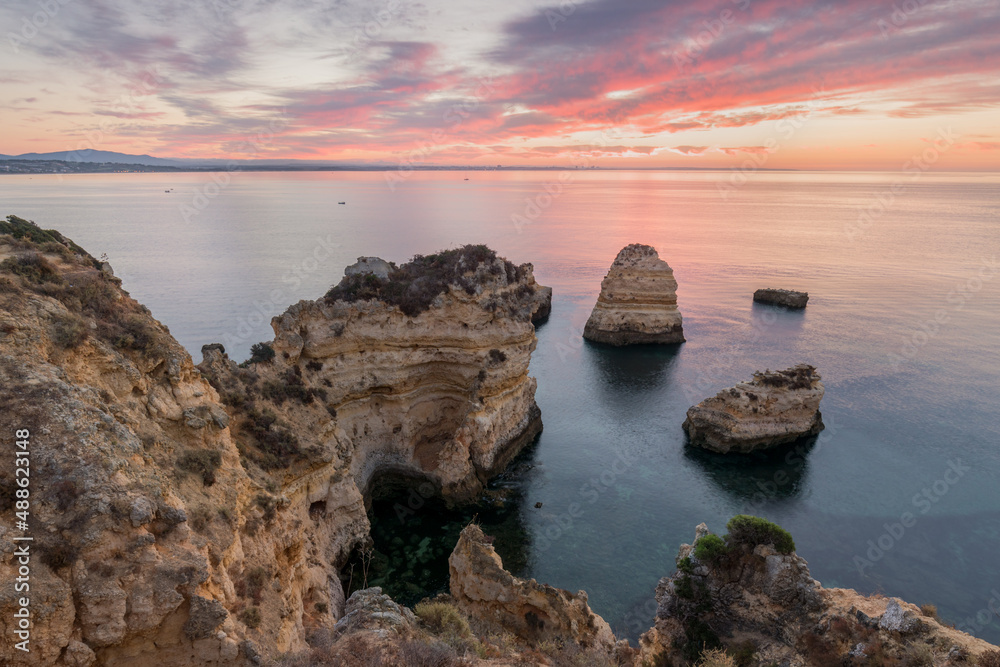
[240,408,301,469]
[725,515,795,554]
[0,215,94,260]
[754,366,815,390]
[51,312,89,349]
[2,252,64,284]
[693,534,730,564]
[177,449,222,485]
[324,244,525,317]
[247,341,275,365]
[414,600,481,656]
[696,648,737,667]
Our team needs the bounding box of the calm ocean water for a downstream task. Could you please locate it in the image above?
[2,170,999,641]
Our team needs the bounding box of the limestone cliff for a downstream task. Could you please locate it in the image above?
[639,519,999,666]
[228,244,547,503]
[683,364,824,453]
[583,244,684,345]
[0,217,267,666]
[0,221,545,666]
[448,524,617,653]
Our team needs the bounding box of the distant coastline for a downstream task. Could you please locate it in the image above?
[0,158,803,175]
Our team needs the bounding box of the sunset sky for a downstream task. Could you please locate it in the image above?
[2,0,999,169]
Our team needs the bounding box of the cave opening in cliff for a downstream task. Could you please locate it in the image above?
[344,457,536,607]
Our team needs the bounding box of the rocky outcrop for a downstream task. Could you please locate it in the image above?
[344,256,392,280]
[0,217,267,666]
[530,283,552,323]
[449,524,617,652]
[683,364,824,453]
[0,221,545,666]
[583,244,684,345]
[639,521,1000,666]
[251,245,545,503]
[754,288,808,308]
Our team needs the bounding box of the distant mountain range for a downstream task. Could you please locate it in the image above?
[0,149,181,167]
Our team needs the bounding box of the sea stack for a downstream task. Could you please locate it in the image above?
[583,244,684,345]
[683,364,824,453]
[754,288,809,308]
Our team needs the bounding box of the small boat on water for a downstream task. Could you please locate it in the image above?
[338,201,346,205]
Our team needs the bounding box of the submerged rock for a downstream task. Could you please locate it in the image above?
[683,364,824,453]
[583,244,684,345]
[754,288,809,308]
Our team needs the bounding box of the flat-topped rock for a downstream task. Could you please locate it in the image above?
[683,364,824,453]
[754,288,808,308]
[344,256,393,280]
[583,244,684,345]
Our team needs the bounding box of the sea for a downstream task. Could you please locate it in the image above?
[2,169,998,643]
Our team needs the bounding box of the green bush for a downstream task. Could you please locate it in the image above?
[0,215,93,259]
[725,515,795,554]
[247,342,275,365]
[693,534,730,564]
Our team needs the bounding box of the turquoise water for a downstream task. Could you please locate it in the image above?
[2,170,999,642]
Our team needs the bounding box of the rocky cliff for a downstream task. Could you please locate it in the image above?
[583,244,684,345]
[683,364,824,453]
[0,220,546,666]
[639,519,999,666]
[239,244,547,503]
[448,524,617,653]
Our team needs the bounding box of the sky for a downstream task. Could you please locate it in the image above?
[1,0,999,169]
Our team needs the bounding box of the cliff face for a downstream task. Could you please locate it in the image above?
[0,221,546,666]
[448,524,617,653]
[639,521,999,666]
[0,219,265,666]
[249,246,546,502]
[683,364,824,453]
[583,244,684,345]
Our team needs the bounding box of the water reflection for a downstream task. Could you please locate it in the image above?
[584,341,683,394]
[750,300,807,336]
[683,435,819,509]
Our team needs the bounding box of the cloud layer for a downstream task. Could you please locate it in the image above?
[2,0,998,167]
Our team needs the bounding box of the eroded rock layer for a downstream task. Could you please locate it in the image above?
[583,244,684,345]
[683,364,824,453]
[449,524,617,652]
[262,247,546,502]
